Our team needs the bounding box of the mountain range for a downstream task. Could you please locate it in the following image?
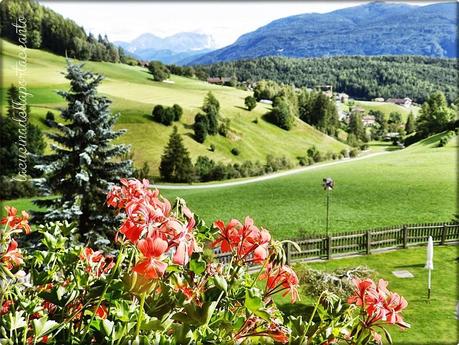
[116,32,216,64]
[191,2,457,65]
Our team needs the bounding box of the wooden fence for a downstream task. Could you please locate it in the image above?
[214,222,459,265]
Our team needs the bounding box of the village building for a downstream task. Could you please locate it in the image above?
[386,97,412,107]
[373,97,385,102]
[362,115,376,127]
[207,77,233,85]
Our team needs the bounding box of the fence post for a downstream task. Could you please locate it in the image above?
[440,224,447,245]
[327,236,332,260]
[403,225,408,248]
[366,231,371,255]
[284,242,291,265]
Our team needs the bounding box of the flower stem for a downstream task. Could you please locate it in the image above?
[135,291,147,338]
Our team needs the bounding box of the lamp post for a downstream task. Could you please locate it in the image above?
[322,177,334,236]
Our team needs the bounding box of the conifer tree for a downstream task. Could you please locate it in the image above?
[34,62,132,237]
[159,126,194,183]
[405,111,415,134]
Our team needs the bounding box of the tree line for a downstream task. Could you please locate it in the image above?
[0,0,128,63]
[195,55,458,103]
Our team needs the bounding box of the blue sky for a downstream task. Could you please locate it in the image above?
[40,1,439,47]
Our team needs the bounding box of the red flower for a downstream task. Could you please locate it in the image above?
[133,235,168,279]
[80,248,115,277]
[0,300,13,315]
[1,206,31,234]
[260,264,299,303]
[266,322,290,343]
[213,217,272,264]
[213,219,242,252]
[1,239,24,269]
[95,304,108,319]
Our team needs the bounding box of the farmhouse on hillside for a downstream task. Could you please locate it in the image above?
[386,97,412,107]
[362,115,376,126]
[207,77,232,85]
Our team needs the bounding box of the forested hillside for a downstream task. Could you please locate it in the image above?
[0,0,126,63]
[198,56,458,103]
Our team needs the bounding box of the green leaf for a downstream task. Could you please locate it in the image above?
[214,275,227,292]
[102,319,114,337]
[189,258,206,275]
[382,326,393,344]
[245,288,271,321]
[32,317,58,338]
[8,311,26,331]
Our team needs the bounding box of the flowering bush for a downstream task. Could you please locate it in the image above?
[0,178,409,344]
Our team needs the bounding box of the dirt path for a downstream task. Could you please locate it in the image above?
[153,151,391,190]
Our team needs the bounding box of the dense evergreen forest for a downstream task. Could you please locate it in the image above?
[196,56,458,103]
[0,0,127,63]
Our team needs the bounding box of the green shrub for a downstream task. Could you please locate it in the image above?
[307,145,323,162]
[340,149,349,158]
[209,144,216,152]
[231,147,240,156]
[172,104,183,121]
[349,148,360,158]
[244,95,257,111]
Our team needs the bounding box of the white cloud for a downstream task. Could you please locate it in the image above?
[39,1,439,47]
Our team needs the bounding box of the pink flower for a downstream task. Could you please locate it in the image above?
[260,264,299,303]
[133,235,168,279]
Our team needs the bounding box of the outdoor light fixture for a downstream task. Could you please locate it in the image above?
[323,177,334,190]
[322,177,334,236]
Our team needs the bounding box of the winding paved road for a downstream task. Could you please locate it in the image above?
[153,151,391,190]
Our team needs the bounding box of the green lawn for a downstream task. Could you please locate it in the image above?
[354,100,420,121]
[160,133,456,239]
[1,39,346,174]
[283,246,458,345]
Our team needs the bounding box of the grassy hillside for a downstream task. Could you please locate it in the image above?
[159,133,457,239]
[0,39,346,173]
[353,100,419,121]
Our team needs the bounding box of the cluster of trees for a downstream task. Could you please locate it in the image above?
[253,80,339,133]
[0,0,128,63]
[198,55,458,103]
[152,104,183,125]
[159,127,293,183]
[193,92,228,143]
[147,61,171,81]
[166,64,209,81]
[415,92,456,138]
[0,85,45,199]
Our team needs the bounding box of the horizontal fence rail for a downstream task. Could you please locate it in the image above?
[214,222,459,265]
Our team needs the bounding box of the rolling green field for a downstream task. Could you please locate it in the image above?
[1,39,346,173]
[2,133,456,240]
[158,133,457,239]
[282,246,458,345]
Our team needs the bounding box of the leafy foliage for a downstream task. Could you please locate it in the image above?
[0,184,410,344]
[147,61,171,82]
[244,96,257,111]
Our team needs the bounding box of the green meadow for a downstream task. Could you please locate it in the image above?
[160,133,457,239]
[1,39,346,173]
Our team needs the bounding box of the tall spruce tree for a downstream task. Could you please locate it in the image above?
[34,62,132,237]
[159,126,194,183]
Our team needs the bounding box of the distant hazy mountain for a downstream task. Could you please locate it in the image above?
[116,32,216,64]
[191,2,457,64]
